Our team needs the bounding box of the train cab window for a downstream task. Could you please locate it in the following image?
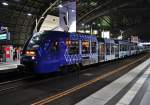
[66,40,79,55]
[106,44,111,55]
[27,33,42,50]
[91,42,97,53]
[82,41,90,54]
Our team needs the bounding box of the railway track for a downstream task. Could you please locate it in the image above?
[0,75,34,85]
[0,71,63,93]
[0,53,148,105]
[0,53,148,95]
[0,75,35,92]
[32,53,150,105]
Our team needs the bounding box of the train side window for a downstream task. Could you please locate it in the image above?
[100,44,105,54]
[106,44,111,55]
[111,44,114,54]
[50,41,59,52]
[122,45,127,51]
[66,40,79,55]
[120,44,124,51]
[92,42,97,53]
[82,41,90,54]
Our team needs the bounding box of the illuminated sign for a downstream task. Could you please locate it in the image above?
[0,33,7,40]
[131,36,139,43]
[102,31,110,38]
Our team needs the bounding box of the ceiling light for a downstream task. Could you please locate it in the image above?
[27,13,32,16]
[87,25,90,28]
[72,10,75,12]
[90,2,97,6]
[2,2,8,6]
[58,4,63,8]
[93,22,96,25]
[98,24,101,26]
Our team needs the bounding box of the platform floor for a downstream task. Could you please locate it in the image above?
[76,57,150,105]
[0,61,20,71]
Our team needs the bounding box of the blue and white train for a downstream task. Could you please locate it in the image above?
[18,31,144,74]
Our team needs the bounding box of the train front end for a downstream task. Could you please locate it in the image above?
[18,32,43,73]
[18,31,68,74]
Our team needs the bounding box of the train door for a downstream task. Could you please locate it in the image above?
[50,40,60,60]
[115,44,119,58]
[81,40,90,66]
[90,41,98,64]
[105,43,111,61]
[98,43,105,62]
[110,43,115,60]
[66,39,80,64]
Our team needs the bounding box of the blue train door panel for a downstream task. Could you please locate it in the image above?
[49,40,60,60]
[81,40,91,65]
[41,39,61,72]
[64,36,81,65]
[98,42,105,62]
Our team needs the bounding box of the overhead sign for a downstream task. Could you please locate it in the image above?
[102,31,110,39]
[0,33,7,40]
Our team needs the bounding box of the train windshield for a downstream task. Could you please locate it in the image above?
[26,33,43,50]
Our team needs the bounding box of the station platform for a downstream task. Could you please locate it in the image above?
[0,61,20,72]
[76,57,150,105]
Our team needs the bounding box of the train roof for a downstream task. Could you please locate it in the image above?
[37,31,97,41]
[40,30,69,36]
[98,38,115,44]
[114,40,130,44]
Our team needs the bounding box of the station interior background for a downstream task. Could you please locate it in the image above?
[0,0,150,63]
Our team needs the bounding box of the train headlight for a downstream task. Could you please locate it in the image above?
[26,51,36,56]
[30,51,35,55]
[26,51,30,54]
[32,56,35,60]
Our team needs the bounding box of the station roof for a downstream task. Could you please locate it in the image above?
[0,0,150,46]
[77,0,150,41]
[0,0,61,46]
